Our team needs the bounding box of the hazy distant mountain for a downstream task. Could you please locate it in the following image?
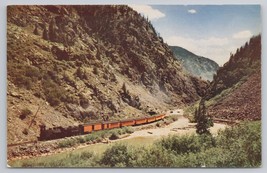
[170,46,219,81]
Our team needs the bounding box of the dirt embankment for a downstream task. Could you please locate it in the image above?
[123,116,226,140]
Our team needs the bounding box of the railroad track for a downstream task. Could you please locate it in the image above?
[213,118,239,124]
[7,140,38,147]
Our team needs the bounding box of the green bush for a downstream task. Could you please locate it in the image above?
[109,132,120,140]
[80,151,94,160]
[58,139,77,148]
[42,79,67,106]
[84,134,98,142]
[216,121,261,167]
[8,62,42,90]
[157,134,201,155]
[15,76,33,90]
[100,143,132,167]
[77,137,86,143]
[20,108,32,120]
[123,126,134,134]
[137,146,177,167]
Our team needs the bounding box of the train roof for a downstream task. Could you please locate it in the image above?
[83,114,165,126]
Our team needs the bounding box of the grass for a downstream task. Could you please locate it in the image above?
[9,136,156,167]
[58,139,78,148]
[57,126,135,149]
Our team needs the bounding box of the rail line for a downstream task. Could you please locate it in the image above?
[7,140,38,147]
[213,118,239,125]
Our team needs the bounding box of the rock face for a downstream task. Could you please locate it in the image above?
[170,46,219,81]
[204,35,261,120]
[7,5,207,143]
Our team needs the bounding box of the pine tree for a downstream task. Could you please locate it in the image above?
[194,108,199,123]
[48,18,58,42]
[122,82,127,94]
[42,27,49,40]
[33,24,39,35]
[195,100,213,135]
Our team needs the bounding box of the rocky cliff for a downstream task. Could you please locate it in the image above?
[7,5,207,143]
[204,35,261,120]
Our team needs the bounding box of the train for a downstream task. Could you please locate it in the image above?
[38,114,166,141]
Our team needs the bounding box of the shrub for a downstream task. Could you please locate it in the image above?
[20,108,32,120]
[124,126,134,134]
[138,146,177,167]
[15,76,33,90]
[80,151,94,160]
[164,114,179,124]
[77,137,86,143]
[93,66,99,75]
[109,132,120,140]
[216,121,261,167]
[58,139,77,148]
[22,128,29,135]
[42,79,67,106]
[100,143,131,167]
[76,67,88,80]
[25,66,42,80]
[157,134,201,155]
[79,94,89,109]
[84,134,97,142]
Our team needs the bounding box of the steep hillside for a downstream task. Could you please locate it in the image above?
[170,46,219,81]
[204,35,261,120]
[7,5,207,144]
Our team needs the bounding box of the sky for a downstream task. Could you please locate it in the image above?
[129,5,261,66]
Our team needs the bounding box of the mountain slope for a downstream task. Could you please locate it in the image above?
[170,46,219,81]
[204,35,261,120]
[7,5,207,144]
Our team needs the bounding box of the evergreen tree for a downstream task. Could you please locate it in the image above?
[122,82,127,94]
[33,24,39,35]
[194,107,199,123]
[48,18,58,42]
[195,99,213,135]
[42,27,49,40]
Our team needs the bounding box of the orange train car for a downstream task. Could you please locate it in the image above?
[93,122,102,131]
[84,124,93,133]
[147,116,156,123]
[155,114,165,120]
[102,122,109,130]
[135,117,147,125]
[120,119,135,127]
[108,121,121,129]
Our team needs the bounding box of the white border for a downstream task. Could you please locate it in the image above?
[1,0,266,173]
